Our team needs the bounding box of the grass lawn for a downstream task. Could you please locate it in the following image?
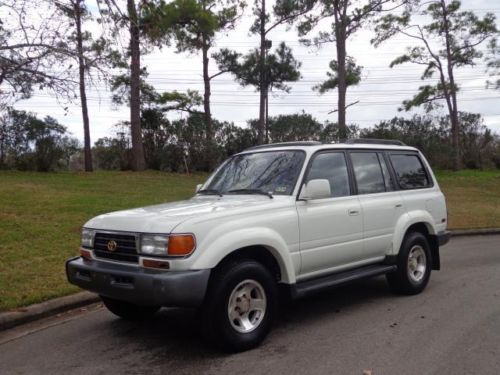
[0,169,498,311]
[0,171,206,311]
[435,170,500,230]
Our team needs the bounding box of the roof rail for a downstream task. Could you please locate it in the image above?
[344,138,406,146]
[245,141,322,151]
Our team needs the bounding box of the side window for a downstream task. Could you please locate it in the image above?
[306,152,350,198]
[390,154,430,189]
[350,152,386,194]
[378,153,395,191]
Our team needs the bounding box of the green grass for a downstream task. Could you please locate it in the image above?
[0,171,206,311]
[0,169,498,311]
[434,169,500,230]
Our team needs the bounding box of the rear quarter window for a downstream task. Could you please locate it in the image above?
[389,154,431,189]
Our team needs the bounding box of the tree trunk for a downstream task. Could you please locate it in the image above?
[74,0,92,172]
[258,0,266,145]
[0,122,4,167]
[334,3,347,140]
[441,0,460,170]
[202,39,212,140]
[202,36,216,170]
[449,94,460,170]
[128,0,146,171]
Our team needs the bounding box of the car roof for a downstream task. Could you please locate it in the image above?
[239,141,418,154]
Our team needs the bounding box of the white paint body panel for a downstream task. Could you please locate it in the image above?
[296,195,364,280]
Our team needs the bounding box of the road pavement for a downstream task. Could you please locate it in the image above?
[1,235,499,375]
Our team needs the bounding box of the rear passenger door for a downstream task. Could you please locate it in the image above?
[349,151,404,259]
[296,151,364,279]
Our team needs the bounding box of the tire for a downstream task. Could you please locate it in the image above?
[386,231,432,295]
[200,259,278,352]
[100,296,160,320]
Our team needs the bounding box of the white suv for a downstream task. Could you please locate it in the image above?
[67,140,450,351]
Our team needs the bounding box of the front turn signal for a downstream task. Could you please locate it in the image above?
[167,234,196,256]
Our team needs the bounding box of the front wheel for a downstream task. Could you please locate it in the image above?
[100,296,160,320]
[200,259,277,352]
[386,231,432,295]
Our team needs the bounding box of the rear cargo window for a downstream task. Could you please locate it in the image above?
[390,154,430,189]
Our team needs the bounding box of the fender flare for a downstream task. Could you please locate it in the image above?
[392,210,436,255]
[191,227,297,284]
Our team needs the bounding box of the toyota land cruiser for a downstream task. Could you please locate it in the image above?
[66,139,450,352]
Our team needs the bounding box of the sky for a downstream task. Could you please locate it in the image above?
[9,0,500,143]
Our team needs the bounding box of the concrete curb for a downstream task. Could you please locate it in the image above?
[0,292,100,332]
[1,228,499,332]
[450,228,500,237]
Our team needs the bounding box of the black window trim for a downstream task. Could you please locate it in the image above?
[347,149,395,196]
[381,151,400,191]
[386,151,434,190]
[296,147,434,200]
[296,149,355,200]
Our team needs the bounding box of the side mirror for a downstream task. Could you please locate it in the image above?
[195,184,202,193]
[299,179,331,200]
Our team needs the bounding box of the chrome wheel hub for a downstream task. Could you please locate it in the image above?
[228,279,267,333]
[407,245,427,283]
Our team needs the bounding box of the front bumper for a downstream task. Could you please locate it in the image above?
[437,230,451,246]
[66,257,210,308]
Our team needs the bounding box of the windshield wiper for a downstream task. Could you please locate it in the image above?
[197,189,223,197]
[227,188,273,199]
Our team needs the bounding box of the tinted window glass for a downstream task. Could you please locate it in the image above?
[306,152,350,198]
[205,151,305,195]
[351,152,386,194]
[390,154,430,189]
[378,154,395,191]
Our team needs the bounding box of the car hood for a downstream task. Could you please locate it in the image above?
[85,195,292,233]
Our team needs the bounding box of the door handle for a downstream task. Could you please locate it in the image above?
[348,209,359,216]
[395,203,403,208]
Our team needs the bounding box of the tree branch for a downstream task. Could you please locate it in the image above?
[265,7,312,36]
[328,100,360,114]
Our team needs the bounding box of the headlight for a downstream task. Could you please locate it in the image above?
[140,234,169,256]
[81,228,94,248]
[140,234,196,257]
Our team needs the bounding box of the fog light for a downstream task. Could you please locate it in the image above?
[80,248,92,260]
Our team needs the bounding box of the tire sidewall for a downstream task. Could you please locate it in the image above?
[400,232,432,292]
[204,260,277,351]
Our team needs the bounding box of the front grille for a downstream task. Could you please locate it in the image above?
[93,232,138,263]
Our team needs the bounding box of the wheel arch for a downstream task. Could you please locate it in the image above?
[191,227,297,283]
[213,245,283,282]
[397,221,440,271]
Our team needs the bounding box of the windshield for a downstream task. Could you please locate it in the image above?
[202,150,305,196]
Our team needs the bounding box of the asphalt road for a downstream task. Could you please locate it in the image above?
[1,235,499,375]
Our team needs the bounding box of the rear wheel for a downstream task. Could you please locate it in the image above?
[200,259,277,352]
[386,231,432,295]
[100,296,160,320]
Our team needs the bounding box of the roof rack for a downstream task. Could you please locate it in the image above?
[245,141,322,151]
[344,138,406,146]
